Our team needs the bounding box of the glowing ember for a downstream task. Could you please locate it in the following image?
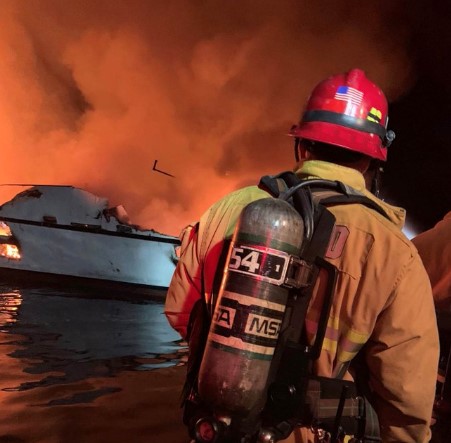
[0,222,12,237]
[0,222,21,259]
[0,244,21,260]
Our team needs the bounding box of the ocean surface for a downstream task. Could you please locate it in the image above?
[0,282,189,443]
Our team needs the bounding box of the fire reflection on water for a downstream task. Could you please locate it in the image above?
[0,287,21,327]
[0,283,188,443]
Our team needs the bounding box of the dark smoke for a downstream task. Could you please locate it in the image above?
[0,0,421,235]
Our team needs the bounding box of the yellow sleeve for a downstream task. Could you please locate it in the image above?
[413,212,451,309]
[164,185,271,340]
[164,222,202,340]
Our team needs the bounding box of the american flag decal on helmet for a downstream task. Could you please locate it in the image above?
[334,86,363,107]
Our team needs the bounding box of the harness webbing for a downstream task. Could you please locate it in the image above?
[259,171,389,221]
[258,171,385,442]
[183,171,387,443]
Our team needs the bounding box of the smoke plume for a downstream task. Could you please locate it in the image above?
[0,0,417,235]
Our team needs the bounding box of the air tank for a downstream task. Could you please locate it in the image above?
[197,197,305,438]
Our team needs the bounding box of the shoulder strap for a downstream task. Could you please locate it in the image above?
[259,172,382,441]
[259,172,291,196]
[259,171,390,221]
[315,192,389,220]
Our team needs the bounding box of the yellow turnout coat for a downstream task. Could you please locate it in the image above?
[165,160,439,442]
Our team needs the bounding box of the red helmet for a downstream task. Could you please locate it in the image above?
[290,69,394,161]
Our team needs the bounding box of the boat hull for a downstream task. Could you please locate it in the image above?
[0,267,170,299]
[0,219,179,293]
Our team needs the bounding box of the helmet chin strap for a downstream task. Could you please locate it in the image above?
[370,161,384,197]
[294,137,300,162]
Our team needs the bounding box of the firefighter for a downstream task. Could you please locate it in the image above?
[412,212,451,442]
[412,211,451,311]
[165,68,439,442]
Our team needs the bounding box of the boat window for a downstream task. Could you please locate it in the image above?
[0,243,21,260]
[0,222,11,238]
[43,215,57,224]
[116,225,132,234]
[0,222,20,260]
[70,223,101,231]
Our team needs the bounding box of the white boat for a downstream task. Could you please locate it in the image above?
[0,185,180,296]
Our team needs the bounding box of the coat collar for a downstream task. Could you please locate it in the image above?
[294,160,406,229]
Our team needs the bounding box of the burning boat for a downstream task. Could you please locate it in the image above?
[0,185,180,296]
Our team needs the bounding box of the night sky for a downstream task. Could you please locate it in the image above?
[382,0,451,232]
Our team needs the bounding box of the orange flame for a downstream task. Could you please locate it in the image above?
[0,244,21,260]
[0,1,416,236]
[0,222,21,260]
[0,222,11,237]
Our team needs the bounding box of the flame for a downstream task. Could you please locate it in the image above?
[0,222,21,260]
[0,1,418,236]
[0,244,21,260]
[0,222,11,237]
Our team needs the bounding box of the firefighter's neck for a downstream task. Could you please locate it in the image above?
[303,149,373,190]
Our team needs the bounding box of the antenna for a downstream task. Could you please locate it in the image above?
[0,183,70,187]
[152,160,175,178]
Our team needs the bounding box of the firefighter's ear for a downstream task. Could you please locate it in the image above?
[297,140,310,161]
[302,149,312,160]
[294,137,300,162]
[294,137,310,162]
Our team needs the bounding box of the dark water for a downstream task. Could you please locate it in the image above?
[0,282,189,443]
